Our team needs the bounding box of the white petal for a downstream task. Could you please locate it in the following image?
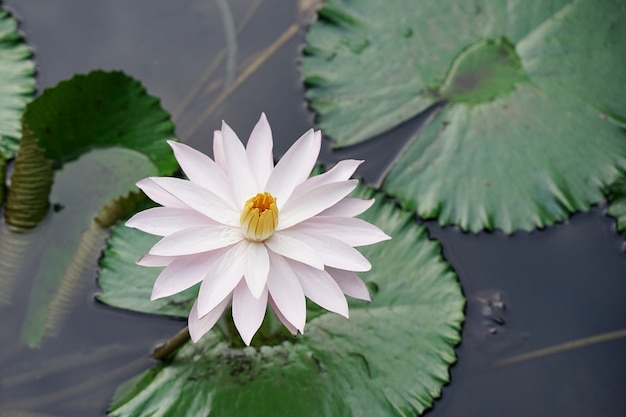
[126,207,216,236]
[148,177,240,226]
[291,216,391,247]
[243,242,270,298]
[197,241,248,317]
[280,230,371,271]
[136,178,188,208]
[267,252,306,332]
[289,260,348,318]
[149,225,243,256]
[188,298,230,343]
[246,113,274,190]
[327,267,371,301]
[269,296,298,335]
[319,198,375,217]
[213,130,227,170]
[136,253,175,267]
[278,180,358,230]
[151,249,227,300]
[232,281,268,345]
[292,159,363,199]
[264,233,324,270]
[167,140,236,207]
[222,121,258,208]
[265,129,320,209]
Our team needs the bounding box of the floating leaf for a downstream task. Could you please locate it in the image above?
[0,7,35,159]
[97,224,197,318]
[5,70,177,228]
[105,189,464,417]
[302,0,626,232]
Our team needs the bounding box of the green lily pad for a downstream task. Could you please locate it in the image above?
[5,70,177,228]
[302,0,626,232]
[97,224,198,318]
[105,189,464,417]
[22,70,177,171]
[0,7,35,159]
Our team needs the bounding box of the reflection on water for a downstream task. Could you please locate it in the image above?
[1,0,625,416]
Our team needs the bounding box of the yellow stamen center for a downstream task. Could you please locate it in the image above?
[240,192,279,242]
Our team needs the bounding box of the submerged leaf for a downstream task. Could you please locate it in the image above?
[105,188,464,417]
[19,148,159,347]
[302,0,626,232]
[0,7,35,159]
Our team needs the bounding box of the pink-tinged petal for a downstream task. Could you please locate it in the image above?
[264,233,324,270]
[265,129,320,209]
[246,113,274,190]
[243,242,270,298]
[326,267,371,301]
[136,253,175,267]
[148,177,240,226]
[151,249,228,300]
[221,121,258,208]
[292,159,363,199]
[213,130,227,170]
[280,230,371,271]
[188,298,230,343]
[269,296,298,335]
[197,241,248,317]
[149,225,242,256]
[289,260,348,318]
[291,216,391,247]
[232,282,268,345]
[267,252,306,332]
[278,180,358,230]
[136,178,188,208]
[126,207,217,236]
[318,198,375,217]
[167,140,236,207]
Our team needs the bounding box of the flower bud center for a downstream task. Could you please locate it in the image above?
[240,192,278,242]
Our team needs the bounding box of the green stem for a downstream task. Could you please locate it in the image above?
[151,326,191,360]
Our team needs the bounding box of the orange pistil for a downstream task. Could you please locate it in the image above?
[240,192,279,242]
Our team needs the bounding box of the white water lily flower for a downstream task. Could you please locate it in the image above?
[126,113,390,345]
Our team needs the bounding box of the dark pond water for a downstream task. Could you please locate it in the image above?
[1,1,625,416]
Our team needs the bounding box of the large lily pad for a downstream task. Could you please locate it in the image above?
[104,189,464,417]
[0,7,35,159]
[302,0,626,232]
